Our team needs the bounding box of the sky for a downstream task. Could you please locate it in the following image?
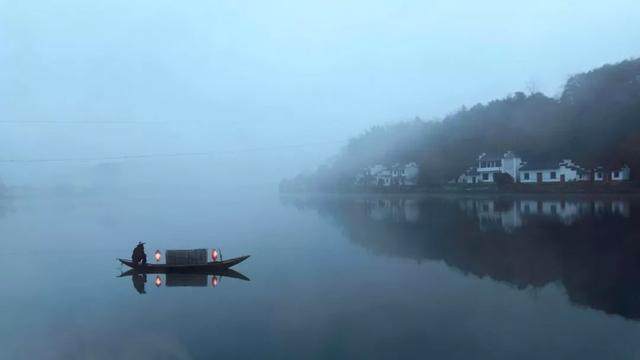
[0,0,639,188]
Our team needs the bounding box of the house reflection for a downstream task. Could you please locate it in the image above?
[357,196,630,232]
[362,198,420,223]
[282,195,640,320]
[458,198,630,231]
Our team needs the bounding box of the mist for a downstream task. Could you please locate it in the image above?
[4,2,640,359]
[1,0,639,192]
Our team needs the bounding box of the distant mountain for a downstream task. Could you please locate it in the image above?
[282,58,640,191]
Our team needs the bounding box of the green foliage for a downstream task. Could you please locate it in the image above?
[285,58,640,190]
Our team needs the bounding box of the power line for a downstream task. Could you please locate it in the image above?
[0,120,165,124]
[0,140,348,164]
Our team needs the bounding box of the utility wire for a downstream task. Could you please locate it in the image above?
[0,120,164,124]
[0,140,348,164]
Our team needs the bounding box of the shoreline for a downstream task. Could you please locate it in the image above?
[279,184,640,198]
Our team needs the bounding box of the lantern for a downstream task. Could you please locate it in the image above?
[155,275,162,287]
[211,249,219,262]
[154,250,162,262]
[211,276,219,287]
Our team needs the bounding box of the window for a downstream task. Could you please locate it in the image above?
[523,173,530,180]
[550,171,556,179]
[523,204,530,213]
[482,173,489,181]
[614,171,620,178]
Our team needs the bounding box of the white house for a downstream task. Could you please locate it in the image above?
[612,165,631,181]
[396,163,419,186]
[457,151,523,183]
[594,165,631,182]
[519,159,589,183]
[457,167,480,184]
[356,162,420,187]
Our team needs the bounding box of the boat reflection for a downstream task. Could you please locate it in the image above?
[119,268,250,294]
[282,195,640,320]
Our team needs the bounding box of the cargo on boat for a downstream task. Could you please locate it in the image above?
[165,249,208,265]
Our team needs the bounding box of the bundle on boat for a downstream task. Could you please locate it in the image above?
[166,249,208,265]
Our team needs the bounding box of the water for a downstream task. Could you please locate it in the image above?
[2,191,640,359]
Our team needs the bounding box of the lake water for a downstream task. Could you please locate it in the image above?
[2,191,640,359]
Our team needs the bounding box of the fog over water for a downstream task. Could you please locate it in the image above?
[2,0,640,189]
[2,1,640,359]
[3,193,640,359]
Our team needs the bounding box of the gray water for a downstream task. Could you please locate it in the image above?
[2,191,640,359]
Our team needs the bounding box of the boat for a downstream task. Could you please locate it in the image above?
[118,255,250,272]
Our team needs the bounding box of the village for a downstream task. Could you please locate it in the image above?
[354,151,631,188]
[456,151,630,184]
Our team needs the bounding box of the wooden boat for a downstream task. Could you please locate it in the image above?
[118,255,250,272]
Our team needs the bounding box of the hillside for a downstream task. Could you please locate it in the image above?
[282,58,640,191]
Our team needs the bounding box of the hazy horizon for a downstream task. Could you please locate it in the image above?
[2,0,639,189]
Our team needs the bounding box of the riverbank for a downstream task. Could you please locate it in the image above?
[280,181,640,196]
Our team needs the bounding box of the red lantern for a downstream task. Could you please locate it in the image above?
[154,250,161,262]
[211,276,219,287]
[155,275,162,287]
[212,249,219,262]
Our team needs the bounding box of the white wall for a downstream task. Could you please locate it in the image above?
[519,165,580,183]
[611,167,630,181]
[403,164,419,185]
[501,157,522,181]
[477,171,496,183]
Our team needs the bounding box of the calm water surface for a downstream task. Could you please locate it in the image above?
[2,191,640,359]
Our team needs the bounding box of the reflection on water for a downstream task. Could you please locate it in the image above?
[5,193,640,359]
[282,195,640,320]
[119,268,250,294]
[459,198,630,231]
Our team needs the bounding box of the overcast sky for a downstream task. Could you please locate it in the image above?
[1,0,639,187]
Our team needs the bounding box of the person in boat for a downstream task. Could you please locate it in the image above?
[131,242,147,265]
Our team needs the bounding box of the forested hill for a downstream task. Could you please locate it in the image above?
[284,58,640,190]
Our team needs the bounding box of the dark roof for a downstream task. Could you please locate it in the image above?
[478,153,503,161]
[595,165,629,171]
[519,160,561,171]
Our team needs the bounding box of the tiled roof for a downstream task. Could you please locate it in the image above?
[478,153,503,161]
[519,160,561,171]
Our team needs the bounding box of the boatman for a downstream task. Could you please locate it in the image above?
[131,242,147,265]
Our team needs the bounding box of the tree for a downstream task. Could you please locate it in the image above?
[284,57,640,189]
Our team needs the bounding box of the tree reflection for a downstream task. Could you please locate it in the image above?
[282,195,640,320]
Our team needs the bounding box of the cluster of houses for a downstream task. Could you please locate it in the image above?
[457,151,630,184]
[355,163,419,187]
[352,151,630,188]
